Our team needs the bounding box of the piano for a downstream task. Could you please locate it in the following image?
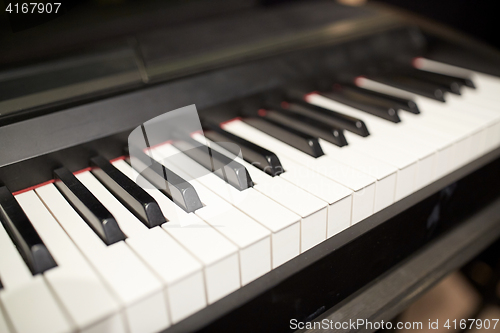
[1,1,500,332]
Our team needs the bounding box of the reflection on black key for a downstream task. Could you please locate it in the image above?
[90,156,165,228]
[242,117,324,158]
[367,75,446,102]
[279,97,369,137]
[344,84,420,114]
[172,137,253,191]
[54,168,126,245]
[128,149,203,213]
[202,122,284,177]
[0,186,57,274]
[320,87,401,123]
[256,106,348,147]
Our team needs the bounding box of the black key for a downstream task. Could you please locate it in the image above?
[0,186,57,274]
[242,117,324,158]
[202,122,284,177]
[54,168,126,245]
[278,94,370,137]
[367,74,447,102]
[450,75,476,89]
[90,156,166,228]
[128,148,203,213]
[320,88,401,123]
[255,106,348,147]
[171,136,254,191]
[403,69,462,95]
[343,84,420,114]
[0,278,3,289]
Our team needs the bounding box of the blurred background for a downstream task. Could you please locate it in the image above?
[381,238,500,333]
[1,0,499,69]
[342,0,500,49]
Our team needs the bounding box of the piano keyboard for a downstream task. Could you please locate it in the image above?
[1,59,500,333]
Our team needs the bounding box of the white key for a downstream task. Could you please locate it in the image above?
[414,94,492,158]
[15,191,124,333]
[125,227,206,324]
[150,144,273,282]
[445,96,500,154]
[400,111,475,169]
[223,119,377,224]
[276,157,353,238]
[0,304,11,333]
[196,134,353,239]
[162,213,241,304]
[112,160,240,304]
[35,184,167,333]
[408,87,496,159]
[0,221,73,333]
[318,141,397,211]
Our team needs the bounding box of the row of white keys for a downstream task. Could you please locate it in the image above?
[412,97,497,164]
[222,120,377,224]
[166,137,304,265]
[416,59,500,152]
[113,160,240,303]
[75,171,209,325]
[15,190,125,333]
[354,77,498,167]
[193,134,340,252]
[358,75,499,135]
[307,94,424,201]
[164,138,329,254]
[148,145,275,283]
[317,140,398,211]
[113,160,241,302]
[112,159,240,305]
[309,94,477,180]
[306,94,437,197]
[416,64,500,146]
[313,90,493,176]
[313,87,457,179]
[440,94,500,154]
[0,217,72,333]
[35,184,167,333]
[351,78,486,166]
[197,134,354,239]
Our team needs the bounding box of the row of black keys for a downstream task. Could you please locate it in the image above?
[221,64,476,159]
[0,64,474,278]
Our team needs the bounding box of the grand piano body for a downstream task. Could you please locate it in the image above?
[1,1,500,332]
